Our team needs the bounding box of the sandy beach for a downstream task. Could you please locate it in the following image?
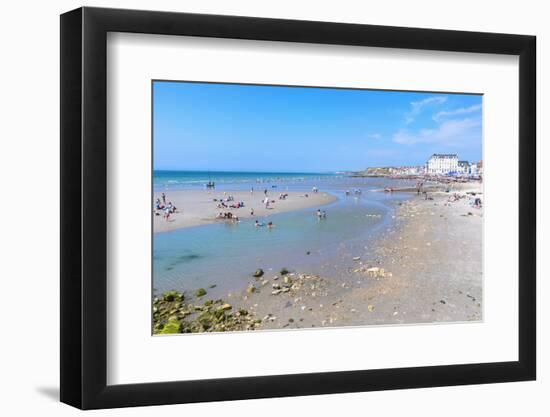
[154,189,337,233]
[227,183,483,328]
[153,181,483,333]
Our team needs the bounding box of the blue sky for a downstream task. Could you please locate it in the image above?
[153,81,482,172]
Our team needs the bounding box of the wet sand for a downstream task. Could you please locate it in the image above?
[154,189,337,233]
[214,183,483,329]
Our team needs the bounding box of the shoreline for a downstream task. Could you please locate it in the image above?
[154,189,338,234]
[235,185,483,328]
[371,180,483,194]
[153,181,483,333]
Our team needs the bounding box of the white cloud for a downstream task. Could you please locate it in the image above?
[367,133,382,139]
[433,104,482,122]
[405,96,447,124]
[393,117,481,145]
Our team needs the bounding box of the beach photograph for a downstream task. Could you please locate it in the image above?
[152,81,483,335]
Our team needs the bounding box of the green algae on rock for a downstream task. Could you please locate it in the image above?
[153,290,261,334]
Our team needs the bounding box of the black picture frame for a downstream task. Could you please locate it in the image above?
[60,6,536,410]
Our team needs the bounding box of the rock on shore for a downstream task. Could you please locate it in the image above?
[153,290,261,334]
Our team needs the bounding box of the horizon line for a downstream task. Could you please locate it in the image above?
[153,169,347,174]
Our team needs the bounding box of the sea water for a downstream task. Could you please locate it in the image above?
[153,172,414,299]
[153,170,336,192]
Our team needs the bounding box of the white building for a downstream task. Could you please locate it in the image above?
[470,162,478,176]
[393,166,424,175]
[426,154,459,175]
[457,160,470,175]
[477,160,483,177]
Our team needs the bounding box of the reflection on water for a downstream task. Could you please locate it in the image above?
[153,176,414,298]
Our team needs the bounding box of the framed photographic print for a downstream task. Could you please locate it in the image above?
[60,7,536,409]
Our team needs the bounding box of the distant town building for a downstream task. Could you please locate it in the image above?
[457,160,470,175]
[470,162,478,176]
[392,166,424,175]
[361,156,479,178]
[426,154,458,175]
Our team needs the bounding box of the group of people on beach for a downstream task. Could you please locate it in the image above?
[213,191,272,226]
[213,192,247,210]
[211,185,329,230]
[216,200,245,209]
[154,192,178,220]
[216,211,240,222]
[446,192,483,209]
[156,184,331,228]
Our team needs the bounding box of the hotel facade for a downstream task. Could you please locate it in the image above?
[426,153,459,175]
